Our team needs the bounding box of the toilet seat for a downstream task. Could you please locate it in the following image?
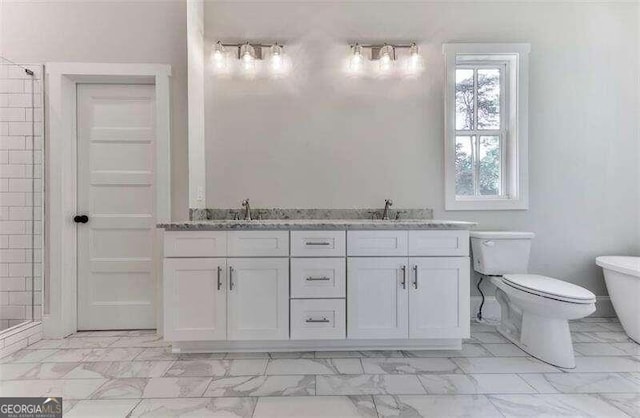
[502,274,596,304]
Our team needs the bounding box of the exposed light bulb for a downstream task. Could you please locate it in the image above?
[406,43,422,75]
[211,41,227,72]
[349,44,364,74]
[378,45,394,74]
[242,54,254,71]
[239,43,256,74]
[270,43,284,75]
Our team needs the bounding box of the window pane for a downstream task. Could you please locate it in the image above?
[477,68,500,129]
[478,135,501,195]
[455,69,474,130]
[455,136,474,196]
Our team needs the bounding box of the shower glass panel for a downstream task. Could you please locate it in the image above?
[0,57,44,333]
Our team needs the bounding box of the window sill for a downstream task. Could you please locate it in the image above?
[445,198,528,211]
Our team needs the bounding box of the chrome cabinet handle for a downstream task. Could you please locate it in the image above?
[217,266,222,290]
[306,317,330,323]
[400,265,406,289]
[306,276,331,281]
[412,265,418,289]
[305,241,331,246]
[229,266,234,291]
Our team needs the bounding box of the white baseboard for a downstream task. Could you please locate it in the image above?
[471,295,616,322]
[173,338,462,353]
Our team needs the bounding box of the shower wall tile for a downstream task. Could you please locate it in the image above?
[0,62,43,332]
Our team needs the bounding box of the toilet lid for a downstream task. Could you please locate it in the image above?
[502,274,596,304]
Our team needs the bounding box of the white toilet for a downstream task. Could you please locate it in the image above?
[470,231,596,369]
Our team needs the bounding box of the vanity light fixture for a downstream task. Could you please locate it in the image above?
[270,43,284,74]
[348,42,422,77]
[212,41,287,77]
[406,43,423,76]
[378,44,395,74]
[348,43,364,74]
[211,41,228,72]
[239,42,257,73]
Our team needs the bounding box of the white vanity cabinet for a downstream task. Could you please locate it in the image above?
[164,258,227,341]
[227,258,289,340]
[408,257,470,338]
[163,231,289,342]
[289,231,347,340]
[162,226,471,351]
[347,231,470,340]
[347,257,409,339]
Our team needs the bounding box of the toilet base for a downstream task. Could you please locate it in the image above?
[491,278,596,369]
[496,314,576,369]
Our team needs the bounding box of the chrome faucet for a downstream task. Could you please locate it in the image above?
[382,199,393,220]
[241,199,251,220]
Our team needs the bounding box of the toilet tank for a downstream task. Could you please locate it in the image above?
[470,231,535,275]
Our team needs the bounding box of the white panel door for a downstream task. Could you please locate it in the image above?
[409,257,470,339]
[77,84,156,330]
[347,257,409,339]
[163,258,227,341]
[227,258,289,340]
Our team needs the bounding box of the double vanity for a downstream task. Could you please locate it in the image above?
[158,214,475,353]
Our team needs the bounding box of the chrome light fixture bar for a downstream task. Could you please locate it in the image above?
[212,41,287,76]
[348,42,422,76]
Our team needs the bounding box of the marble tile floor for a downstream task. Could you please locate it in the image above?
[0,318,637,417]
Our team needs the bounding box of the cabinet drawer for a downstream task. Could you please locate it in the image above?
[347,231,408,256]
[290,299,346,340]
[291,231,345,257]
[164,231,227,257]
[291,258,346,298]
[227,231,289,257]
[409,231,469,256]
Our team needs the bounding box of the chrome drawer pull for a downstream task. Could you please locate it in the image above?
[400,265,406,289]
[217,266,222,290]
[306,276,331,281]
[305,241,331,246]
[306,317,330,323]
[229,266,235,291]
[412,265,418,290]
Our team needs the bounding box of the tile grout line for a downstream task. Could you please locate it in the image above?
[4,390,638,402]
[5,371,640,384]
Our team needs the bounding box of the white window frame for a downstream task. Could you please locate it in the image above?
[443,43,530,210]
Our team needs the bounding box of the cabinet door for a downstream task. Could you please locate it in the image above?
[227,258,289,340]
[347,257,409,339]
[227,231,289,257]
[347,231,408,256]
[163,258,227,341]
[409,257,470,339]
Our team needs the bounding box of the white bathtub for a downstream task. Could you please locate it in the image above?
[596,256,640,343]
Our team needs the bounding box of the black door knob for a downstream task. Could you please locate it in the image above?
[74,215,89,224]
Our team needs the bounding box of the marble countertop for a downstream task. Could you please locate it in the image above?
[157,219,477,231]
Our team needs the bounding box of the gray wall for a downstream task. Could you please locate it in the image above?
[0,0,190,221]
[204,1,639,296]
[0,1,637,298]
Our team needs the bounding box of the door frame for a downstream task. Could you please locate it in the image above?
[45,63,171,338]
